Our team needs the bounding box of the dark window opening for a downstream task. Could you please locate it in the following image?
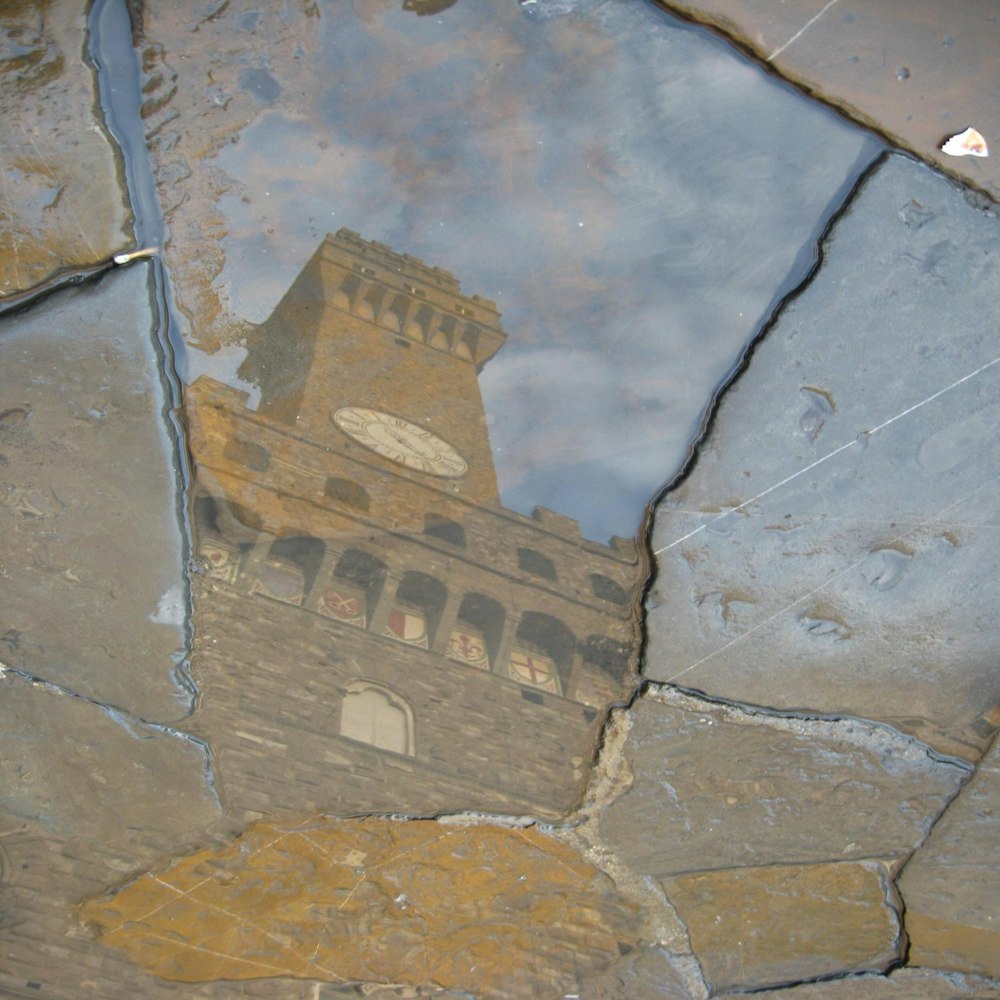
[223,438,271,473]
[517,547,557,581]
[449,592,505,669]
[424,514,465,547]
[334,549,387,607]
[325,477,371,512]
[268,536,325,594]
[591,573,629,606]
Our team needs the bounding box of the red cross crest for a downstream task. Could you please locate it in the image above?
[509,647,557,691]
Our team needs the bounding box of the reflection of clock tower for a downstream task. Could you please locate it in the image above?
[184,230,642,826]
[237,229,506,513]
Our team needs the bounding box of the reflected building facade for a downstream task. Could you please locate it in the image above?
[185,230,642,822]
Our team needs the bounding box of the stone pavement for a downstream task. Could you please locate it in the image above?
[653,0,1000,201]
[1,1,998,998]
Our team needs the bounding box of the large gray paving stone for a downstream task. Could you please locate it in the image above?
[599,688,967,876]
[646,153,1000,762]
[898,735,1000,978]
[716,967,1000,998]
[0,267,190,721]
[0,670,218,859]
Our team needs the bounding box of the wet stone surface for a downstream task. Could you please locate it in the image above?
[0,266,189,721]
[0,0,130,296]
[899,734,1000,977]
[646,153,1000,762]
[599,688,968,876]
[82,815,642,998]
[2,1,1000,998]
[655,0,1000,200]
[0,670,217,857]
[662,861,903,993]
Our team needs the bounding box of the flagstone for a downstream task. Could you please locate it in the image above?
[645,153,1000,762]
[82,816,642,999]
[0,266,188,720]
[599,688,967,876]
[898,737,1000,978]
[655,0,1000,200]
[0,0,130,296]
[662,861,903,993]
[716,966,1000,998]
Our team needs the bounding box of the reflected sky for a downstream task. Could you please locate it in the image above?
[199,0,880,541]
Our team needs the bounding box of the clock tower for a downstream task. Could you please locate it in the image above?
[184,230,642,826]
[237,229,505,513]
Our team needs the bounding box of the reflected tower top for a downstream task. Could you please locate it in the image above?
[238,228,506,507]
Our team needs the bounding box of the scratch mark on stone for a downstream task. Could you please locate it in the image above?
[662,474,997,684]
[654,352,1000,556]
[767,0,840,62]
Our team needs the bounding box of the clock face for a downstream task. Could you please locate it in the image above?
[333,407,468,478]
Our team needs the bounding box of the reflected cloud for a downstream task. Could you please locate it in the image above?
[145,0,879,541]
[203,0,878,539]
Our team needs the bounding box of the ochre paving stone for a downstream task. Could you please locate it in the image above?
[0,0,130,295]
[81,815,642,999]
[655,0,1000,200]
[599,689,966,875]
[898,738,1000,978]
[661,861,902,993]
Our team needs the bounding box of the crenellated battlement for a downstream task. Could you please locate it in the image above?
[322,230,505,368]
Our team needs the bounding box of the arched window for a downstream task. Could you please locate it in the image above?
[193,496,246,583]
[580,635,632,683]
[252,536,325,606]
[423,514,465,547]
[447,592,504,671]
[385,571,446,649]
[517,548,557,581]
[590,573,630,606]
[508,612,575,695]
[325,477,371,512]
[339,681,414,756]
[318,549,387,626]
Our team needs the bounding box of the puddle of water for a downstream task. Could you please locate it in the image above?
[106,0,880,834]
[138,0,880,542]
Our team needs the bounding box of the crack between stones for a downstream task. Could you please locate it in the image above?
[0,661,221,811]
[86,0,200,718]
[646,1,1000,210]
